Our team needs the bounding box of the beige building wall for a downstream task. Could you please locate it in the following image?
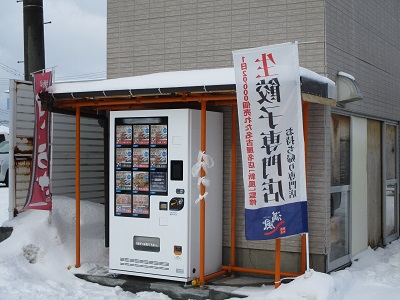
[325,0,400,121]
[325,0,400,267]
[107,0,326,78]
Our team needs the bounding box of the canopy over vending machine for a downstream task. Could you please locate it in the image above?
[109,109,223,282]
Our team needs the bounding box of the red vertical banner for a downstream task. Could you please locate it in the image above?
[24,71,52,210]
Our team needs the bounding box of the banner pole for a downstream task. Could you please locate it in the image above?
[75,106,81,268]
[301,234,306,273]
[274,238,281,288]
[199,100,207,285]
[230,105,237,268]
[306,232,310,271]
[302,101,309,273]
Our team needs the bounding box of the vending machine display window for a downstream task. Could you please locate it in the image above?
[115,194,132,214]
[114,117,168,218]
[133,125,149,145]
[132,148,149,169]
[132,195,150,217]
[149,172,168,194]
[150,148,168,169]
[150,124,168,145]
[116,125,132,145]
[115,171,132,191]
[116,148,132,169]
[132,171,149,192]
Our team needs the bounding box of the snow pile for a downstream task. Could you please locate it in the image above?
[231,242,400,300]
[329,244,400,300]
[0,195,170,300]
[260,271,335,300]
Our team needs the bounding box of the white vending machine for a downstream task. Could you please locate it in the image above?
[109,109,223,282]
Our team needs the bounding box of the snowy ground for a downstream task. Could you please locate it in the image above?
[0,188,400,300]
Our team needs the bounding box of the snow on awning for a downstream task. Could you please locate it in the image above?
[47,67,336,100]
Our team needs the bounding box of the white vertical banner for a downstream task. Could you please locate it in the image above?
[233,42,308,240]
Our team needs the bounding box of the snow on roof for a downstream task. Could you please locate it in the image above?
[48,68,236,94]
[300,67,335,86]
[48,67,335,98]
[338,71,356,81]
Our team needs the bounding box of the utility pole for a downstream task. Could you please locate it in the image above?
[23,0,45,81]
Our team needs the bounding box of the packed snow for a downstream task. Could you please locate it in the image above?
[0,187,400,300]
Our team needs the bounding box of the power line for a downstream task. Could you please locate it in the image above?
[0,69,107,88]
[0,62,24,78]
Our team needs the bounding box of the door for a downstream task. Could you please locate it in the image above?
[382,123,398,244]
[328,114,351,271]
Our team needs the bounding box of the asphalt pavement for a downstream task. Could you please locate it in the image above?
[76,273,275,300]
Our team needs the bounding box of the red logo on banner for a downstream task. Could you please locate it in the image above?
[24,71,52,211]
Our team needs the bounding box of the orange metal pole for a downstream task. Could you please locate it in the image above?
[275,238,281,288]
[54,94,238,109]
[199,100,207,285]
[301,101,309,273]
[204,270,229,282]
[301,234,306,273]
[75,106,81,268]
[230,105,237,268]
[221,265,300,278]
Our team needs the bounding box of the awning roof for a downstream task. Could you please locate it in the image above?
[47,67,336,101]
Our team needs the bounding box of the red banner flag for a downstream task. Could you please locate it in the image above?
[24,71,52,210]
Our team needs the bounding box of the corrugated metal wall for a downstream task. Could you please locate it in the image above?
[51,114,105,204]
[10,80,35,210]
[10,80,106,211]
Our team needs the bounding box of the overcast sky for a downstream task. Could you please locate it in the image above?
[0,0,107,94]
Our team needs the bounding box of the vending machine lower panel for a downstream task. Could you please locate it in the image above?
[109,109,223,282]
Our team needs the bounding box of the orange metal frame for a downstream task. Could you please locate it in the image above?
[75,106,81,268]
[50,92,309,287]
